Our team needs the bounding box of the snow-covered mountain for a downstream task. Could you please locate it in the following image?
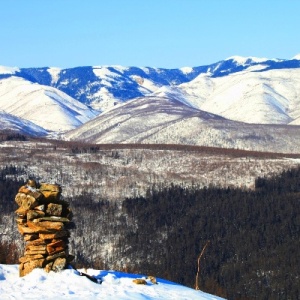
[64,95,300,153]
[1,54,300,142]
[180,66,300,125]
[65,95,225,144]
[2,55,300,114]
[0,75,98,133]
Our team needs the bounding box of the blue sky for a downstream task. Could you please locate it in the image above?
[1,0,300,68]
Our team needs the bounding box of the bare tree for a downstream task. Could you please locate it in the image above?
[195,240,210,290]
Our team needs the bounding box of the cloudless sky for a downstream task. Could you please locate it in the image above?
[1,0,300,68]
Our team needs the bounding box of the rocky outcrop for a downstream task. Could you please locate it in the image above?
[15,180,73,277]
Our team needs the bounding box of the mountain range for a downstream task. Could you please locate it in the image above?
[1,55,300,152]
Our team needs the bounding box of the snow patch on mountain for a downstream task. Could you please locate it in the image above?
[47,67,61,85]
[180,66,194,74]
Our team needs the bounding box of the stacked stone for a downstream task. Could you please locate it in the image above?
[15,180,73,277]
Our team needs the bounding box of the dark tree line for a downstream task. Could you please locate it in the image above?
[121,170,300,299]
[0,165,299,299]
[0,132,28,142]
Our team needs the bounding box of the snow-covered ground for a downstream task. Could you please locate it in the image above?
[0,264,224,300]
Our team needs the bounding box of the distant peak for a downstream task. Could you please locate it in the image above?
[0,65,19,74]
[292,54,300,60]
[225,56,268,65]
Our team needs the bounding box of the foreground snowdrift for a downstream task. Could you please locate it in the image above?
[0,264,224,300]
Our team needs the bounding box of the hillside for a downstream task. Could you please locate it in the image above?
[1,161,299,299]
[63,95,300,153]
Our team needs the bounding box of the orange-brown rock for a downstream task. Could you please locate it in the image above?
[18,185,43,200]
[24,249,47,255]
[26,238,46,246]
[133,279,147,285]
[19,258,45,277]
[41,191,60,201]
[25,244,47,252]
[39,183,61,201]
[24,233,39,241]
[27,220,64,233]
[17,224,37,235]
[39,183,61,192]
[15,193,39,210]
[15,207,28,218]
[39,230,69,240]
[46,240,66,255]
[19,254,44,263]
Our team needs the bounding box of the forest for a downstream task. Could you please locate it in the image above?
[0,165,299,299]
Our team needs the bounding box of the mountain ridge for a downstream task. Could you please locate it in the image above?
[1,55,300,152]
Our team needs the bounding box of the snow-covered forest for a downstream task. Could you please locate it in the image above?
[0,135,299,299]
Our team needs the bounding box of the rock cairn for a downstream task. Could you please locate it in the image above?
[15,180,73,277]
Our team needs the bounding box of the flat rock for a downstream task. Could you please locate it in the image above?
[46,240,66,255]
[36,216,69,223]
[27,209,45,220]
[24,233,39,241]
[39,230,69,240]
[24,249,47,255]
[45,251,67,262]
[17,224,37,235]
[18,185,43,200]
[19,254,44,263]
[27,220,64,233]
[26,238,46,246]
[25,244,47,252]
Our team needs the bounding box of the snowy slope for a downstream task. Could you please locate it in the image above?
[64,95,224,144]
[64,95,300,153]
[0,111,48,136]
[180,67,300,124]
[0,264,223,300]
[0,76,98,132]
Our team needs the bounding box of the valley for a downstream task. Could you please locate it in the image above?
[0,138,300,200]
